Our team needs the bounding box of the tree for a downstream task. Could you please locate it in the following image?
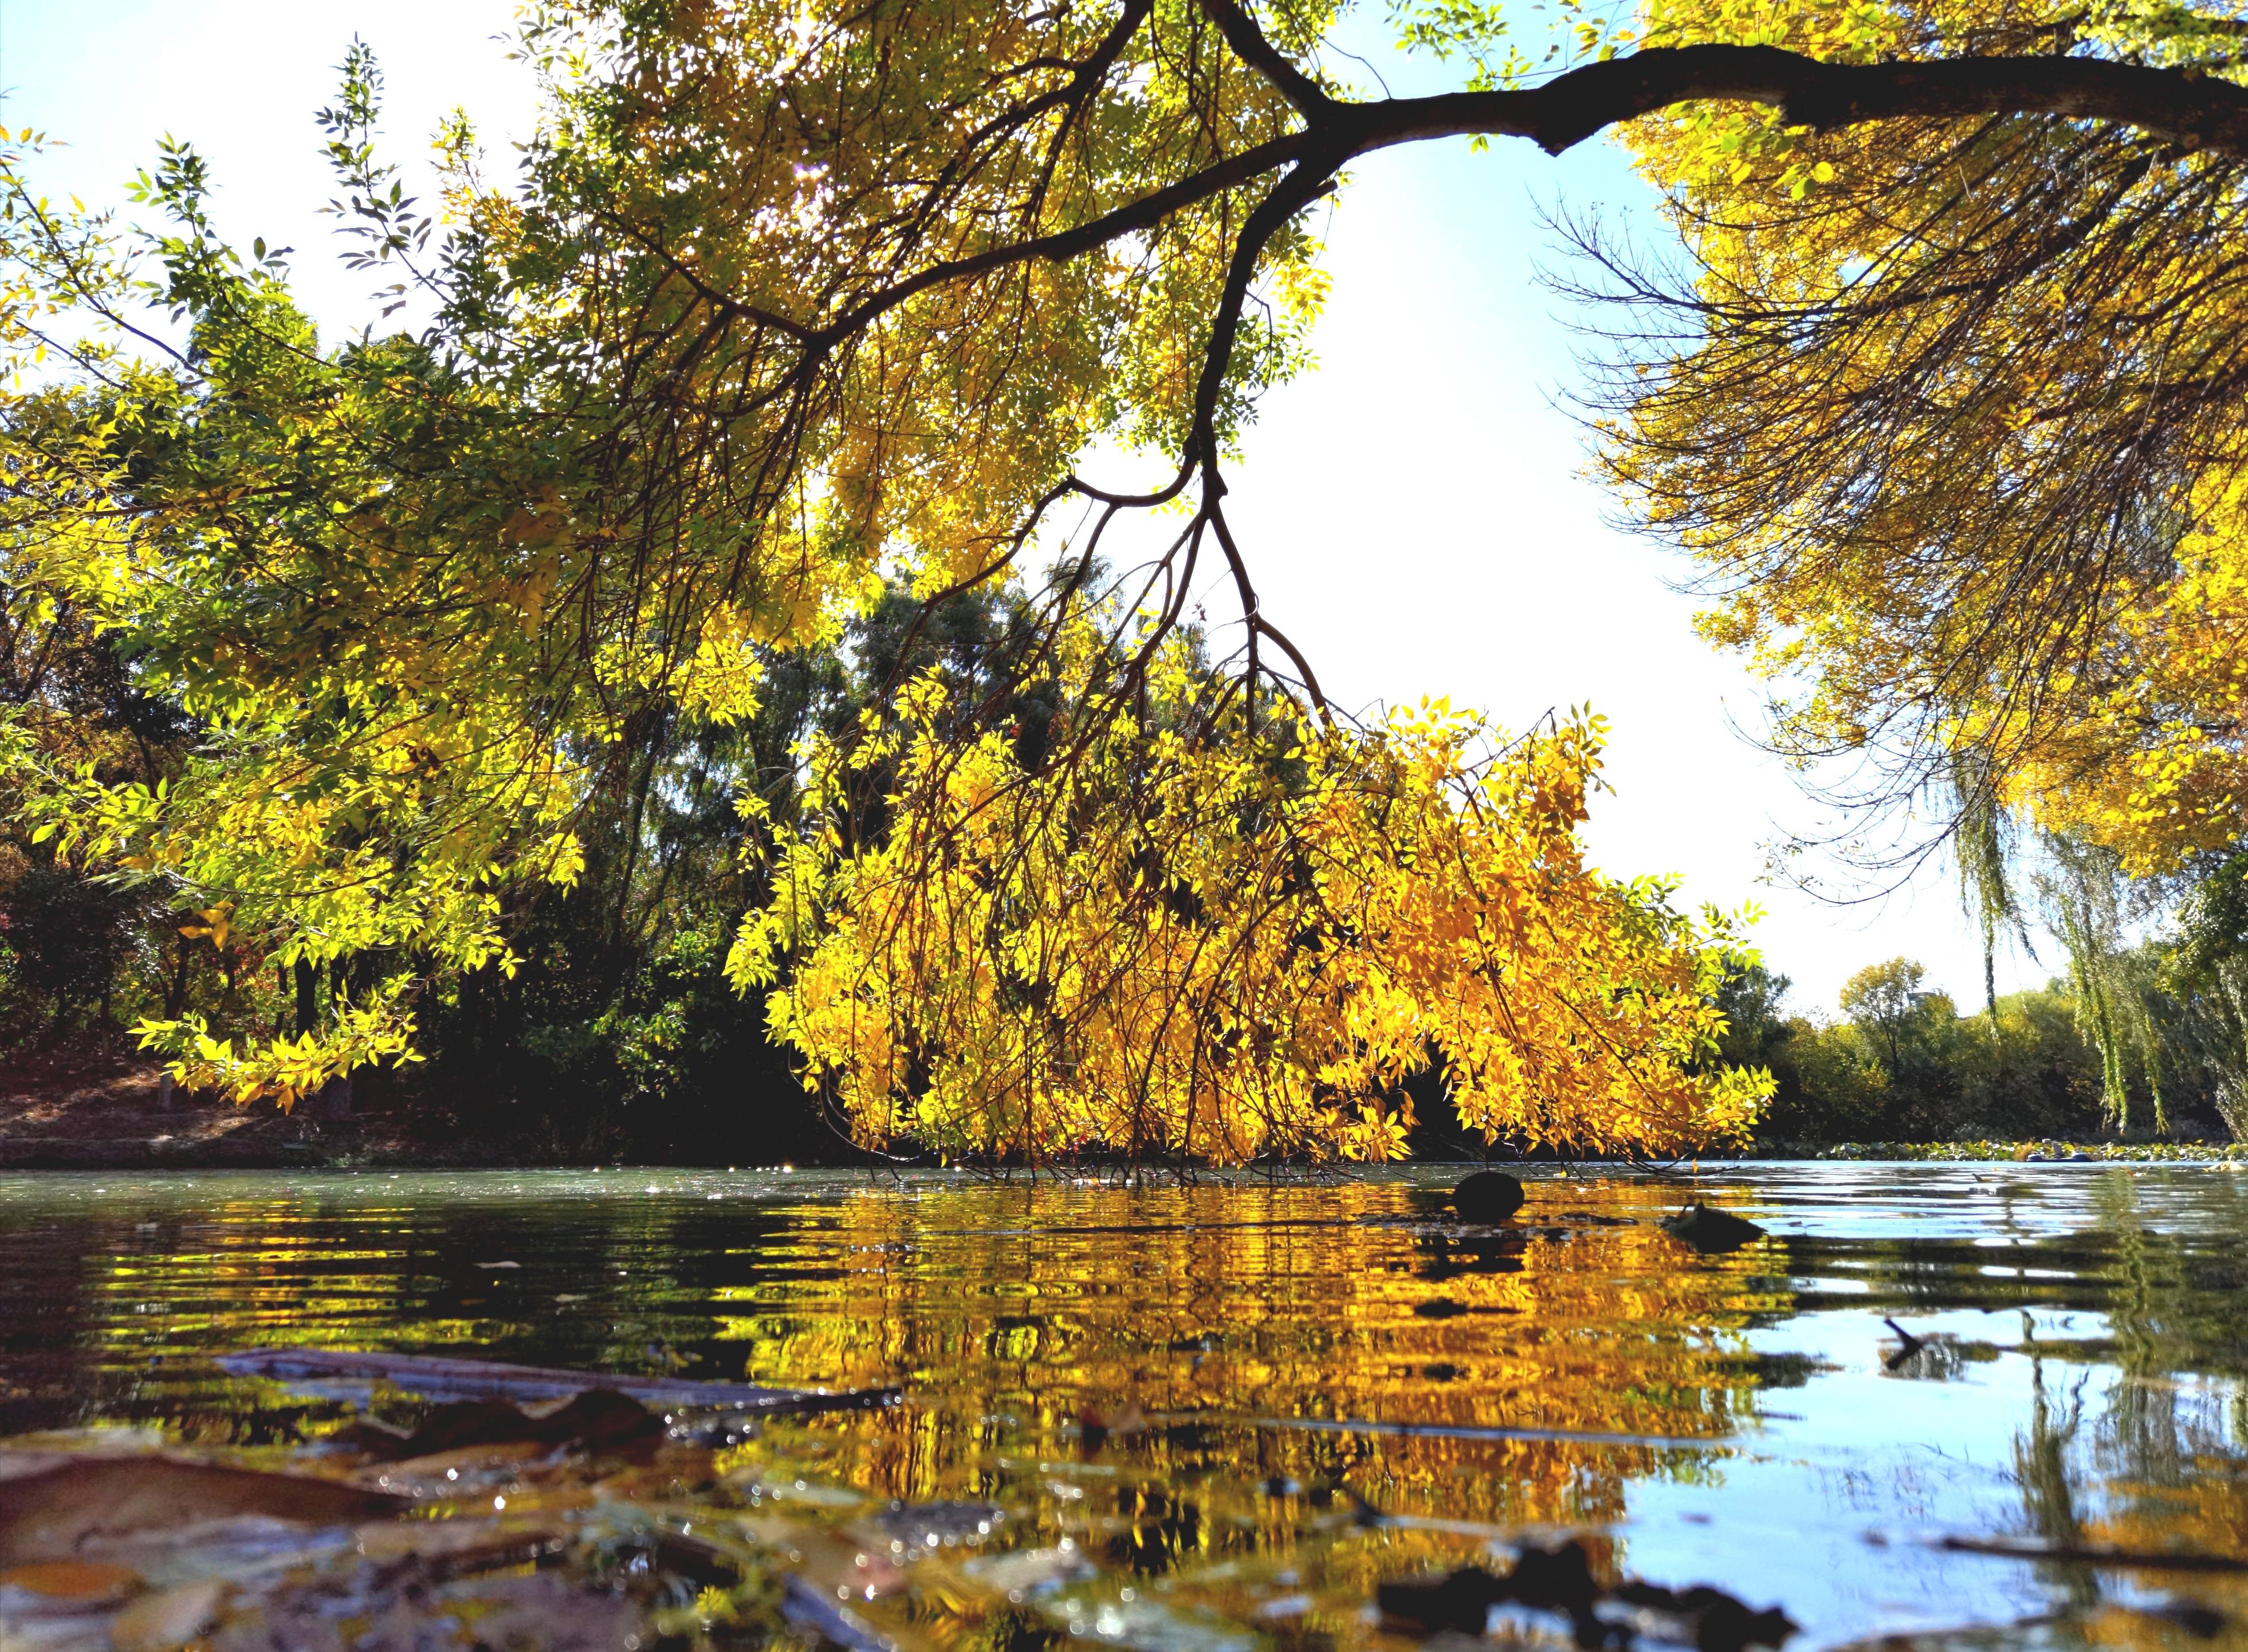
[22,0,2227,1154]
[1544,0,2248,1112]
[1839,956,1974,1135]
[2167,852,2248,1138]
[743,638,1770,1161]
[1571,0,2248,894]
[1839,959,1930,1074]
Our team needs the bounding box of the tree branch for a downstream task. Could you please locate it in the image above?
[1197,0,1333,115]
[819,46,2246,359]
[691,46,2243,359]
[812,132,1313,344]
[1342,45,2248,159]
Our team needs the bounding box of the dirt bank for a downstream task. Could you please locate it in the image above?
[0,1046,530,1170]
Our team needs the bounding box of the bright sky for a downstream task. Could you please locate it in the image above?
[0,0,2055,1017]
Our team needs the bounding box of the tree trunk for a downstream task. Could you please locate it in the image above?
[165,936,191,1018]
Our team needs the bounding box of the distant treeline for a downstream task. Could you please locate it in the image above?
[1718,957,2243,1148]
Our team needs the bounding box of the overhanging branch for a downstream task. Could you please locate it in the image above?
[792,43,2248,349]
[1342,44,2248,158]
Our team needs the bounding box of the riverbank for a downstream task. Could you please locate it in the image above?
[0,1050,539,1170]
[1775,1139,2248,1162]
[7,1049,2242,1168]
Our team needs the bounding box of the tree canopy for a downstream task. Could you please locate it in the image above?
[7,0,2244,1158]
[1570,0,2248,1130]
[1591,0,2248,870]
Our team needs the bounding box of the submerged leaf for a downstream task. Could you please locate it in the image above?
[0,1456,403,1566]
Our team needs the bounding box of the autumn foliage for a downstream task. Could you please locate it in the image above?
[1586,0,2248,884]
[735,622,1763,1162]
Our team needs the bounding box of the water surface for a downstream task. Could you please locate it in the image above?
[2,1161,2245,1649]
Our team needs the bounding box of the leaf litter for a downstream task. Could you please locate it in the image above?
[0,1350,1805,1652]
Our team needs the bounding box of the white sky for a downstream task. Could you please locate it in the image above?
[0,0,2055,1016]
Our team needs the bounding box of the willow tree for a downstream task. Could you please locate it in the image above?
[1582,0,2248,876]
[1563,0,2248,1116]
[10,0,2233,1158]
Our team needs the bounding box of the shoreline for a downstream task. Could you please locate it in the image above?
[3,1138,2243,1173]
[5,1056,2241,1171]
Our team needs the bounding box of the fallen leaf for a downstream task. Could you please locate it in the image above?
[782,1572,906,1652]
[434,1572,648,1652]
[329,1389,662,1468]
[316,1421,412,1458]
[958,1545,1095,1599]
[0,1559,141,1603]
[218,1347,897,1412]
[585,1445,720,1502]
[0,1457,404,1565]
[111,1576,229,1652]
[740,1513,908,1602]
[351,1515,568,1567]
[227,1563,645,1652]
[1077,1402,1149,1455]
[349,1439,551,1498]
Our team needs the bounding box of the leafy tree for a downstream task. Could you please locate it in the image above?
[2166,852,2248,1138]
[1771,1015,1889,1143]
[0,551,198,1043]
[745,634,1767,1161]
[1834,958,1970,1137]
[410,575,1064,1159]
[1838,959,1932,1076]
[1735,953,2218,1147]
[0,862,137,1035]
[1578,0,2248,880]
[1551,0,2248,1112]
[1964,986,2128,1142]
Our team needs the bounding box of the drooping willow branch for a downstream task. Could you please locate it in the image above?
[1550,43,2248,894]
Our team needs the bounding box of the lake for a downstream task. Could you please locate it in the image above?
[1,1162,2243,1650]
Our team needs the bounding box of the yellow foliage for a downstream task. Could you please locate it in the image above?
[739,622,1769,1163]
[1597,0,2248,875]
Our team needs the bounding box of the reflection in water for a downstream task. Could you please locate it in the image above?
[0,1163,2245,1647]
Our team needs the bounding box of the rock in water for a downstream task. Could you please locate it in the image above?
[1452,1171,1525,1224]
[1660,1203,1766,1254]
